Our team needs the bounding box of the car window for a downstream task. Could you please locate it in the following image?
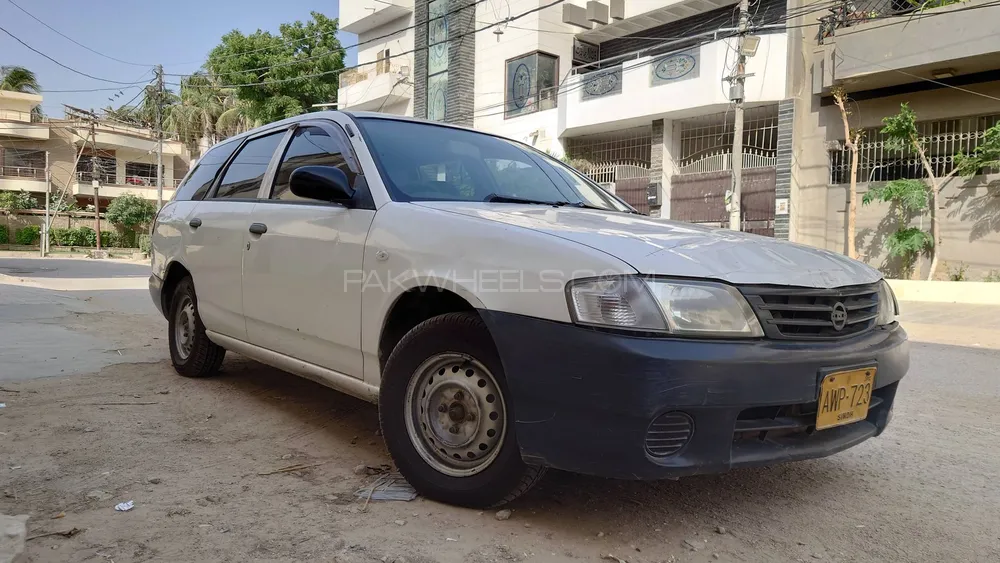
[213,131,285,199]
[357,118,630,212]
[271,126,357,201]
[172,140,239,201]
[485,158,554,195]
[416,161,476,198]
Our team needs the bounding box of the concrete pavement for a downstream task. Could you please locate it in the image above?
[0,258,162,381]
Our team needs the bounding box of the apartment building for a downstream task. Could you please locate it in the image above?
[0,91,191,210]
[339,0,1000,273]
[340,0,795,237]
[789,0,1000,277]
[339,0,417,115]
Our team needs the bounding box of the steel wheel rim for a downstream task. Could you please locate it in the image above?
[403,353,507,477]
[174,295,195,361]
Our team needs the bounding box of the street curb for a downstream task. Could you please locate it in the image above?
[889,279,1000,305]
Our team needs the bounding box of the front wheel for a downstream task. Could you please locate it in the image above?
[168,277,225,378]
[379,312,545,507]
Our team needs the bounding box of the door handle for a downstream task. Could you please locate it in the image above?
[249,223,268,235]
[188,218,202,228]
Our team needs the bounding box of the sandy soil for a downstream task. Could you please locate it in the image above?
[1,277,998,563]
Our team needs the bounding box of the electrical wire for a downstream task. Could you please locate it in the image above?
[0,25,151,85]
[3,0,155,67]
[835,52,1000,103]
[39,85,145,94]
[168,0,566,90]
[163,0,490,80]
[459,0,996,122]
[456,25,746,123]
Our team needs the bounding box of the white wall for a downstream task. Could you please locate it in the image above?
[559,34,788,136]
[349,13,415,116]
[474,0,576,153]
[357,13,415,67]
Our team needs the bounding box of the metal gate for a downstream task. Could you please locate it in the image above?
[584,164,650,214]
[669,167,776,236]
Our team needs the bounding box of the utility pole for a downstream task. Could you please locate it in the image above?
[728,0,750,231]
[155,64,164,209]
[90,114,102,251]
[45,107,95,240]
[42,151,50,257]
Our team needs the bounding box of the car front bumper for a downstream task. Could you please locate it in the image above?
[480,311,909,480]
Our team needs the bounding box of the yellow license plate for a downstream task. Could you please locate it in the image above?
[816,368,875,430]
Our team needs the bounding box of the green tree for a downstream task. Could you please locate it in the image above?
[1,66,43,120]
[205,12,345,124]
[105,193,156,247]
[0,66,40,93]
[166,72,250,152]
[869,103,1000,280]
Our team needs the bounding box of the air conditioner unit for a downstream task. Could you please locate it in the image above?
[598,181,615,194]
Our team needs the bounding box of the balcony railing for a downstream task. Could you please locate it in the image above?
[0,166,45,179]
[830,113,1000,184]
[339,63,409,89]
[818,0,927,43]
[75,171,180,188]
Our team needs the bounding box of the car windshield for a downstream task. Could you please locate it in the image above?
[356,117,633,213]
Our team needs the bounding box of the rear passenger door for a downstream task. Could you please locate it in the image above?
[184,130,286,340]
[241,121,375,378]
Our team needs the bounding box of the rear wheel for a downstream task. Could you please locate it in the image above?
[168,277,225,378]
[379,312,545,507]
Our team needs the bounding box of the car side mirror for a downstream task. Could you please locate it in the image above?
[289,165,355,203]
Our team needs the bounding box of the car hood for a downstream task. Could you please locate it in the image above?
[415,202,881,288]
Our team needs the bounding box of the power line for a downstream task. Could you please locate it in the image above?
[456,0,971,123]
[458,23,745,122]
[3,0,154,67]
[163,0,489,80]
[0,25,149,85]
[836,52,1000,103]
[782,0,1000,33]
[169,0,565,90]
[40,85,145,94]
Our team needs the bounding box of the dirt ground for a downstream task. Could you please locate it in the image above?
[2,264,1000,563]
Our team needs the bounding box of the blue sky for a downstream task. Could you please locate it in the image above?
[0,0,357,115]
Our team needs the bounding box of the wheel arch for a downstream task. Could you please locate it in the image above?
[160,260,192,318]
[378,286,489,376]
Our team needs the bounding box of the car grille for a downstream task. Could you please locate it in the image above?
[739,283,880,340]
[644,411,694,457]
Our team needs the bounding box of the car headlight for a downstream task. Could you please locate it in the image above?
[567,276,763,337]
[876,280,899,326]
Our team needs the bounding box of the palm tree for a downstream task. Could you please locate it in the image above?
[165,72,251,154]
[0,66,40,94]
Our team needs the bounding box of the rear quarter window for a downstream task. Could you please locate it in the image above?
[172,140,240,201]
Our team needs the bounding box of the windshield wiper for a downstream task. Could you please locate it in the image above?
[485,194,623,213]
[485,194,577,206]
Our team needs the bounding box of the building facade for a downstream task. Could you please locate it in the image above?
[340,0,795,237]
[340,0,1000,274]
[789,0,1000,278]
[0,91,191,210]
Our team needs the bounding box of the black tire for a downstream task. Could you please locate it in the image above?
[168,277,225,378]
[379,312,545,508]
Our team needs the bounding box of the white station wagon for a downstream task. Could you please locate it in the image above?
[150,112,909,507]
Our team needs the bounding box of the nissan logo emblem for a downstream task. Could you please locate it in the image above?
[831,302,848,331]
